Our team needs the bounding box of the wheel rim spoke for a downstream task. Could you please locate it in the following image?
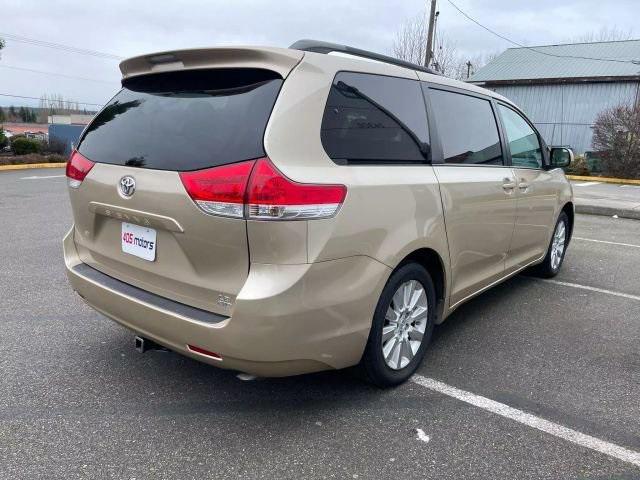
[385,307,399,324]
[409,327,423,343]
[382,325,395,343]
[400,339,413,368]
[403,281,415,309]
[383,337,398,364]
[389,339,402,369]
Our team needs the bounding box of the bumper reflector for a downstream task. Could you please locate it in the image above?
[187,344,223,361]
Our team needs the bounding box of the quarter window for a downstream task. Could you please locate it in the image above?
[428,88,503,165]
[497,104,543,168]
[321,72,430,164]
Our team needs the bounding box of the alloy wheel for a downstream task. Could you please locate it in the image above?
[382,280,429,370]
[550,220,566,271]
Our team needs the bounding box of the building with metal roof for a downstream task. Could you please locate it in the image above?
[469,40,640,154]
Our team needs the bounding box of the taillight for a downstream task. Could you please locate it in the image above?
[246,157,346,220]
[66,150,95,188]
[179,160,255,218]
[180,157,347,220]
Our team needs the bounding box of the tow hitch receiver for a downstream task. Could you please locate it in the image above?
[134,335,168,353]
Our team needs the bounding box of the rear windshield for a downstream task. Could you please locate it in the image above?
[77,69,283,171]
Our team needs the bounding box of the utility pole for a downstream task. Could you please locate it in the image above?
[424,0,437,68]
[466,60,472,79]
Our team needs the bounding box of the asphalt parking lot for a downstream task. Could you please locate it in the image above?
[1,169,639,479]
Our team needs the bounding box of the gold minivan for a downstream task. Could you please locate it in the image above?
[63,40,574,386]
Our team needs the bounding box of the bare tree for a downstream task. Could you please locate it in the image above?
[567,26,635,43]
[592,102,640,179]
[392,14,428,66]
[391,13,497,80]
[432,32,459,76]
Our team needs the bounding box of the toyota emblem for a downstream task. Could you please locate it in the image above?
[118,176,136,198]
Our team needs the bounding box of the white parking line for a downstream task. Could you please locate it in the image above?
[574,237,640,249]
[542,279,640,302]
[411,375,640,467]
[20,175,65,180]
[573,181,601,187]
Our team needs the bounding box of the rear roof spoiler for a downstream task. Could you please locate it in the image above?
[290,39,440,76]
[119,46,304,80]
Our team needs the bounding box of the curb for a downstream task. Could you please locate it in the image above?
[0,162,66,171]
[567,174,640,186]
[576,204,640,220]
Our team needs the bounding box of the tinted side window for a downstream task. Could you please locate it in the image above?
[429,89,503,165]
[497,104,543,168]
[321,72,429,164]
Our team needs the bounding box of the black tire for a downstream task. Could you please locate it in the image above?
[359,263,436,388]
[529,211,569,278]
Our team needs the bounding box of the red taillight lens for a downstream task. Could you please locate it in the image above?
[66,150,95,188]
[179,157,346,220]
[246,158,346,220]
[179,160,256,218]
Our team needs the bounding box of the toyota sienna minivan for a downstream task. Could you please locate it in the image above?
[63,40,574,386]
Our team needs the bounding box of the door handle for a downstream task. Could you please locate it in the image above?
[518,181,530,192]
[502,178,516,192]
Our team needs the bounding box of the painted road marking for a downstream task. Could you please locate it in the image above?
[412,375,640,467]
[543,279,640,302]
[573,181,601,187]
[20,175,65,180]
[574,237,640,249]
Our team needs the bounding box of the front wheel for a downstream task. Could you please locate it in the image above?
[359,263,436,387]
[530,211,569,278]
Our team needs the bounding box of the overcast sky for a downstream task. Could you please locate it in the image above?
[1,0,638,109]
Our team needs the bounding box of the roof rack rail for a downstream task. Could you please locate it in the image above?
[289,39,440,76]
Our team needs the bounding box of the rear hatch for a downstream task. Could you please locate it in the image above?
[68,50,301,315]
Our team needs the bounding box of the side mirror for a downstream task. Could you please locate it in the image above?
[549,147,574,169]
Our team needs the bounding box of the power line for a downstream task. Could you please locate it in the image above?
[0,93,104,107]
[0,32,123,60]
[446,0,640,65]
[0,64,119,84]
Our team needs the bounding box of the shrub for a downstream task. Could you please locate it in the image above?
[565,155,590,176]
[0,153,66,166]
[11,136,42,155]
[592,103,640,179]
[0,128,7,149]
[46,138,67,155]
[47,154,67,163]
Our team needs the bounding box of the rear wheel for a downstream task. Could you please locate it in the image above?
[359,263,436,387]
[530,211,569,278]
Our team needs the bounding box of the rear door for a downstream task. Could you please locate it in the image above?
[426,86,517,308]
[69,67,286,315]
[496,103,558,271]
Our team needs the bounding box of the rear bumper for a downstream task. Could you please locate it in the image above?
[63,228,390,376]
